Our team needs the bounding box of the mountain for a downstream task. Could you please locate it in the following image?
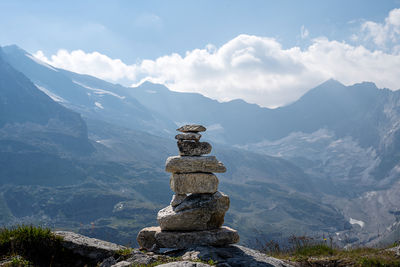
[0,45,351,246]
[2,44,400,247]
[1,45,176,137]
[0,46,95,158]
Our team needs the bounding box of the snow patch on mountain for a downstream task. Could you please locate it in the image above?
[350,218,365,228]
[35,84,67,103]
[73,80,126,100]
[95,102,104,109]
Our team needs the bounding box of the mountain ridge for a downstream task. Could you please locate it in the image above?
[2,44,400,247]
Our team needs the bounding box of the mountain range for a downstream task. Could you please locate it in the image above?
[0,44,399,247]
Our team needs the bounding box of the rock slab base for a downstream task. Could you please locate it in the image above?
[137,226,239,250]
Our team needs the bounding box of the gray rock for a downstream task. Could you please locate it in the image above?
[178,141,212,156]
[158,261,212,267]
[170,194,187,207]
[170,173,218,194]
[387,245,400,256]
[175,132,202,141]
[136,227,159,250]
[157,226,239,249]
[165,156,226,173]
[110,261,131,267]
[137,226,239,249]
[171,245,293,267]
[100,257,117,267]
[157,192,229,231]
[54,231,125,261]
[126,249,158,265]
[177,125,206,133]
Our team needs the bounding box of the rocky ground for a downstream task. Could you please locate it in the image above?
[54,231,292,267]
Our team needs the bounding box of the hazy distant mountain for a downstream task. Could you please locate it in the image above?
[1,45,176,137]
[0,45,351,246]
[0,47,93,156]
[2,44,400,247]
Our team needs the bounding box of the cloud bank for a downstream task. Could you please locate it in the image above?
[360,8,400,49]
[34,9,400,108]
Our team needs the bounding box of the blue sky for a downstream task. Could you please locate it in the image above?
[1,0,398,61]
[1,1,400,107]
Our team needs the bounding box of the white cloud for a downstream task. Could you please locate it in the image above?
[34,49,138,81]
[34,9,400,108]
[300,25,309,39]
[360,8,400,49]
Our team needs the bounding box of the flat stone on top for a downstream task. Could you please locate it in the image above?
[170,173,218,194]
[137,226,239,250]
[177,125,206,133]
[165,156,226,173]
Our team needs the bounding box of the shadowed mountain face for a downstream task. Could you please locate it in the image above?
[2,44,400,247]
[1,45,176,137]
[0,47,93,156]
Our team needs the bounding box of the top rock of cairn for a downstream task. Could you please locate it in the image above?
[177,124,206,133]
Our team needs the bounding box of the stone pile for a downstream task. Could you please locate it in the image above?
[137,124,239,250]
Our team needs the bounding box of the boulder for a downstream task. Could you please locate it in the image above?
[157,192,229,231]
[170,173,218,194]
[136,227,159,251]
[54,231,125,261]
[177,141,212,156]
[177,125,206,133]
[137,226,239,250]
[165,156,226,173]
[175,132,202,141]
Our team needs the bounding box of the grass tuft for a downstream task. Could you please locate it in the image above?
[259,234,400,266]
[0,225,86,267]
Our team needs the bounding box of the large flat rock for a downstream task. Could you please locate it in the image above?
[165,156,226,173]
[137,226,239,249]
[170,173,218,194]
[173,245,293,267]
[54,231,125,261]
[157,192,229,231]
[177,141,212,156]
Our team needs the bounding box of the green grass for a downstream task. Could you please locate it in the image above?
[260,235,400,266]
[116,247,134,257]
[0,225,88,267]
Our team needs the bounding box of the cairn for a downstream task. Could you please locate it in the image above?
[137,124,239,250]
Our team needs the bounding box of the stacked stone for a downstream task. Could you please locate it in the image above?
[137,124,239,250]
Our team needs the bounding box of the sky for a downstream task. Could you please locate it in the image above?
[1,0,400,108]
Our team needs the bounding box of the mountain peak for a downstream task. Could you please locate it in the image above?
[136,80,170,92]
[318,78,345,88]
[3,44,28,55]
